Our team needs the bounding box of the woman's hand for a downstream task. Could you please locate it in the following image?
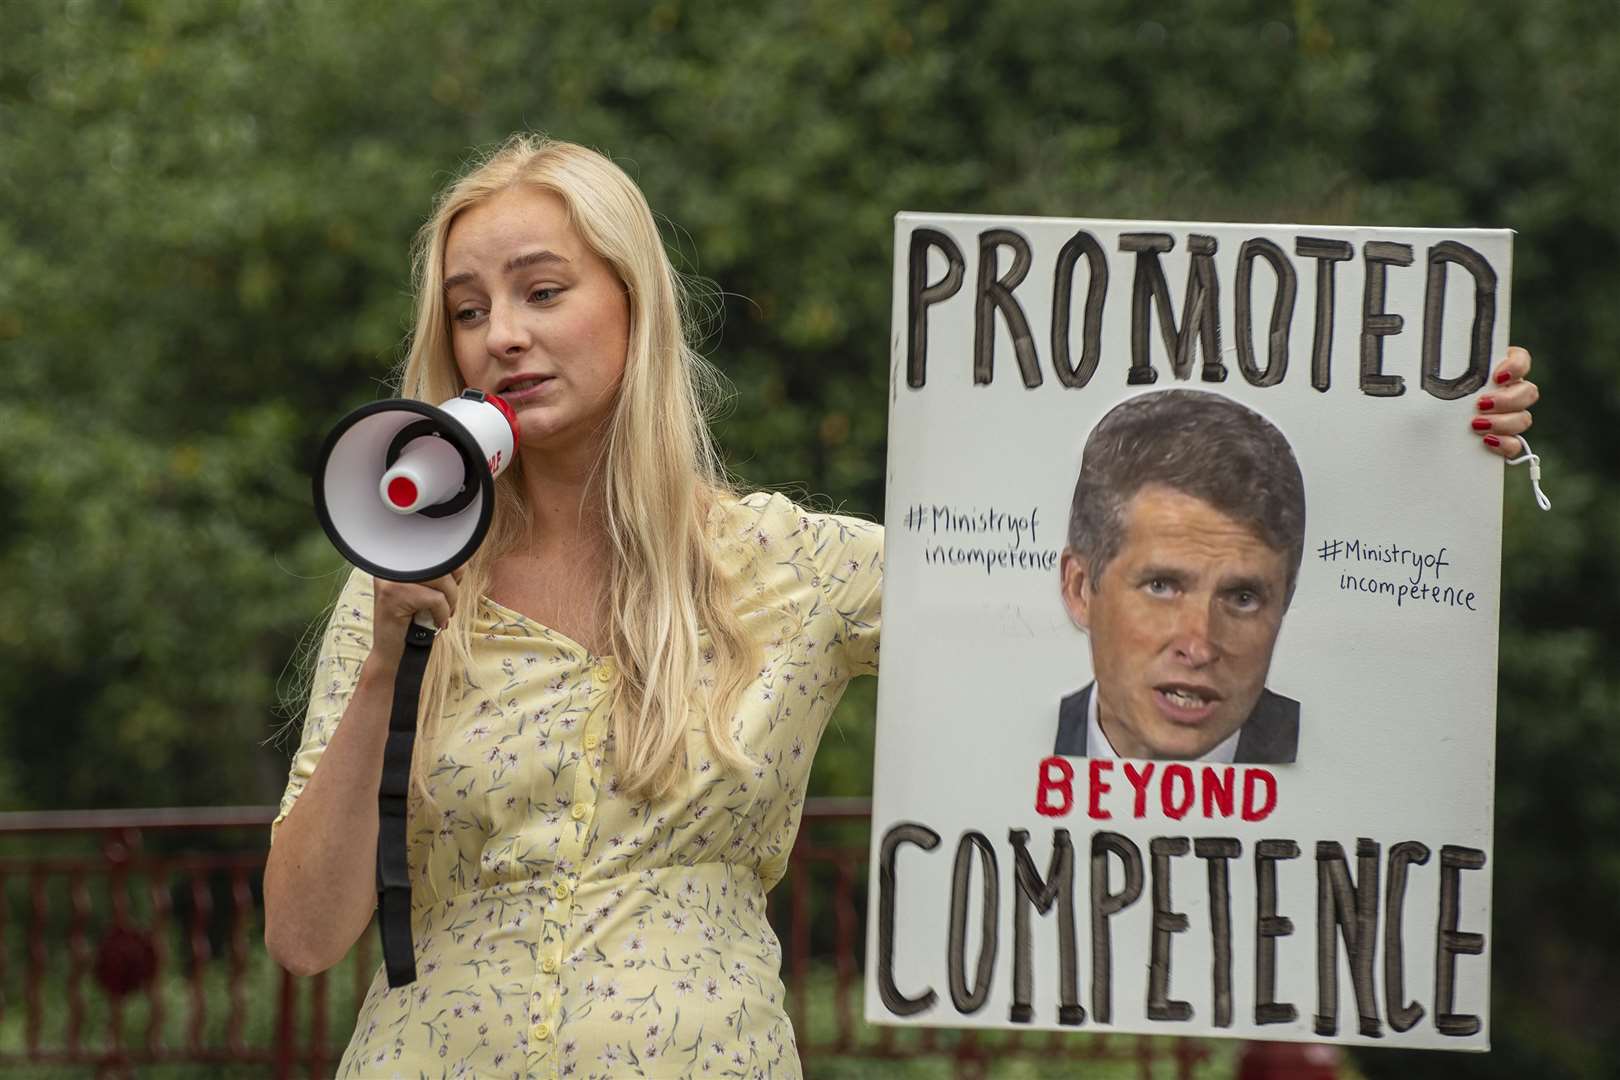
[368,568,465,671]
[1472,346,1539,459]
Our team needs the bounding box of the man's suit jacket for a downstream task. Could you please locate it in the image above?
[1052,683,1299,764]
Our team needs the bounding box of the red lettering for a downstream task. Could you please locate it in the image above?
[1161,764,1194,819]
[1036,756,1074,817]
[1242,769,1278,821]
[488,450,503,474]
[1123,762,1155,818]
[1201,766,1235,818]
[1088,760,1113,820]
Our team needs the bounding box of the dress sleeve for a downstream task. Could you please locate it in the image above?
[269,568,375,847]
[797,507,884,678]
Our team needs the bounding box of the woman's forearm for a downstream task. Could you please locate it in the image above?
[263,654,400,975]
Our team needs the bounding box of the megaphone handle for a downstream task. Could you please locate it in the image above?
[412,610,438,631]
[376,619,435,988]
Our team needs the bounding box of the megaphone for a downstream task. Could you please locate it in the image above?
[313,389,520,583]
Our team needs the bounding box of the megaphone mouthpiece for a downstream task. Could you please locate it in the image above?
[380,433,467,514]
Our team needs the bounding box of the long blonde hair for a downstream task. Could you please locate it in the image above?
[398,135,757,806]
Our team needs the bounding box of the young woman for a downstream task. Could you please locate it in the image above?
[263,135,1539,1079]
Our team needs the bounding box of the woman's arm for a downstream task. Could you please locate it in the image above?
[262,652,401,975]
[262,569,461,976]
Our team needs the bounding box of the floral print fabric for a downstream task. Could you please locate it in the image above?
[272,493,882,1079]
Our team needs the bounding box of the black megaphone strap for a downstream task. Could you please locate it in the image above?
[377,620,435,988]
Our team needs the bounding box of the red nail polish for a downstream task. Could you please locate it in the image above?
[1476,396,1494,411]
[1495,369,1512,384]
[1484,435,1501,447]
[1471,417,1492,431]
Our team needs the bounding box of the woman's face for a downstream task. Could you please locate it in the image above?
[443,186,631,457]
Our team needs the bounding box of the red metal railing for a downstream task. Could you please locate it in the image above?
[0,802,1253,1079]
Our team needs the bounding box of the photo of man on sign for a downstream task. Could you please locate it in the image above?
[1052,390,1305,764]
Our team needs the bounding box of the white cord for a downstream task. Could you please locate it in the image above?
[1505,435,1551,511]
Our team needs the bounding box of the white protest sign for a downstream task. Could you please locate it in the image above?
[865,213,1508,1051]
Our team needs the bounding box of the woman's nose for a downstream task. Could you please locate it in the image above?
[484,301,530,356]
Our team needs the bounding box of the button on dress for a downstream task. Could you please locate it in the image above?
[272,493,882,1079]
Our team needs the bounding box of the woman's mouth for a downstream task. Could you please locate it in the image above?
[498,376,555,404]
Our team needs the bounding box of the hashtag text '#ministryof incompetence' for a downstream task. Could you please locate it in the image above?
[902,502,1060,576]
[1316,538,1479,611]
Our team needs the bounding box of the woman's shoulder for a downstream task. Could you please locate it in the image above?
[710,490,883,571]
[714,489,880,538]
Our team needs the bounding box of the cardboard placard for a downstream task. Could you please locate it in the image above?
[865,213,1507,1050]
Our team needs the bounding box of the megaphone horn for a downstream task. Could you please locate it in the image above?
[313,389,520,583]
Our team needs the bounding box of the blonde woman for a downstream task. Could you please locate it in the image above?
[265,135,880,1078]
[263,136,1539,1077]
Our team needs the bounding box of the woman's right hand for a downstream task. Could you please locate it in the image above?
[367,568,465,671]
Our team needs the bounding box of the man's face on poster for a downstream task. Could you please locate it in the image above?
[1060,484,1292,760]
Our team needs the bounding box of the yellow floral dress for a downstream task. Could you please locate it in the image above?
[272,493,882,1080]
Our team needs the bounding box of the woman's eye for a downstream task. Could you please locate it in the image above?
[453,306,484,324]
[530,286,560,303]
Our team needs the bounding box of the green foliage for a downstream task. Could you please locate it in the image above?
[2,1,1617,1073]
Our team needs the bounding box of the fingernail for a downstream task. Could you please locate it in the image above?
[1484,435,1502,447]
[1495,369,1512,384]
[1471,417,1492,431]
[1476,396,1494,411]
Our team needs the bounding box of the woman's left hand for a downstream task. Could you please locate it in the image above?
[1472,346,1539,458]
